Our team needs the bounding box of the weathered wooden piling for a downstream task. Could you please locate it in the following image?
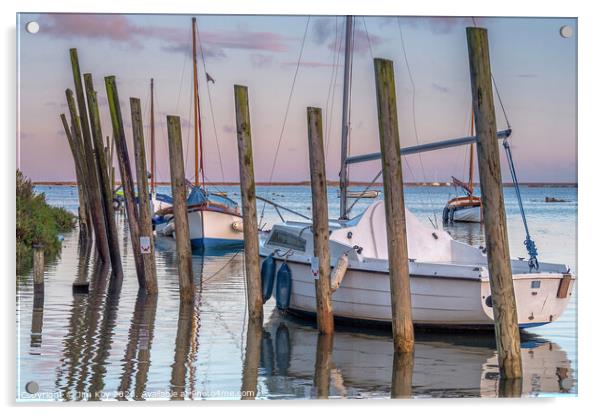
[32,243,44,293]
[233,85,263,323]
[391,351,414,398]
[373,58,414,353]
[313,333,333,399]
[130,97,158,294]
[105,76,146,288]
[306,107,334,334]
[166,116,194,302]
[69,49,110,262]
[60,113,91,241]
[466,27,522,379]
[83,73,124,283]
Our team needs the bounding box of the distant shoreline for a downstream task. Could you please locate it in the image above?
[33,180,578,188]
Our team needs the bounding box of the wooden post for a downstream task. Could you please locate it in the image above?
[373,58,414,353]
[130,97,158,294]
[166,116,194,302]
[69,49,110,262]
[306,107,334,334]
[60,113,91,241]
[466,27,522,379]
[83,73,124,284]
[233,85,263,323]
[104,75,146,288]
[391,351,414,398]
[32,243,44,293]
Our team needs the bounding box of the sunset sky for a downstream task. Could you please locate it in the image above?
[17,13,577,183]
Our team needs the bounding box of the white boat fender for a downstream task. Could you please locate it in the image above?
[275,262,292,310]
[231,221,244,232]
[330,253,349,292]
[261,253,276,303]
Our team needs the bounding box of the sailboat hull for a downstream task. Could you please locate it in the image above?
[188,209,244,249]
[451,205,481,223]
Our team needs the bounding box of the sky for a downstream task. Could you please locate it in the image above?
[16,13,577,183]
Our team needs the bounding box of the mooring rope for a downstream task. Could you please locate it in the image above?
[503,139,539,270]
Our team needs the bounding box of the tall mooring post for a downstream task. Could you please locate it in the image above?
[69,49,110,262]
[233,85,263,323]
[466,27,522,379]
[105,76,146,289]
[130,97,158,294]
[373,58,414,353]
[166,116,194,302]
[306,107,334,334]
[83,73,124,284]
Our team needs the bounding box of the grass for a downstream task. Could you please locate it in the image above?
[16,170,76,275]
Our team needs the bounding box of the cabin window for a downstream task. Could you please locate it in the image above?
[267,229,307,251]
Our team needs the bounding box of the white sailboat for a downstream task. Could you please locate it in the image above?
[154,17,244,250]
[258,16,575,329]
[443,112,482,223]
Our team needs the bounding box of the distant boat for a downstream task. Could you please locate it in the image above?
[443,113,482,223]
[153,17,243,250]
[337,189,381,199]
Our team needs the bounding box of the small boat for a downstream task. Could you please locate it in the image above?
[443,113,482,223]
[153,18,244,250]
[337,189,381,199]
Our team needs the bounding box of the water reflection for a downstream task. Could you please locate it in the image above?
[260,312,575,398]
[117,291,158,400]
[170,299,194,400]
[443,221,486,247]
[241,319,262,400]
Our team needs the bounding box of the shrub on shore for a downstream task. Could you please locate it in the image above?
[16,170,75,274]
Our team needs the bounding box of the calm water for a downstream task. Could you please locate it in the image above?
[16,185,577,400]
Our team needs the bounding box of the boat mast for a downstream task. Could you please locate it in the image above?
[339,15,353,220]
[468,112,474,197]
[150,78,155,195]
[192,17,204,188]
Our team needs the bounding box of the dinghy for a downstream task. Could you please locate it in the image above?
[258,16,575,330]
[443,113,482,223]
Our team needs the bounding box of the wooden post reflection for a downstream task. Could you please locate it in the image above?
[314,333,333,399]
[30,290,44,350]
[241,318,263,400]
[498,376,522,398]
[118,290,158,400]
[170,300,194,400]
[391,351,414,398]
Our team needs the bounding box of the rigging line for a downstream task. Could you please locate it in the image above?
[184,70,194,176]
[196,24,226,185]
[153,87,168,186]
[196,22,226,185]
[325,18,345,163]
[259,15,311,225]
[397,16,439,228]
[324,16,340,162]
[492,75,511,130]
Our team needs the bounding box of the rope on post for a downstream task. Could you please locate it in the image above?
[502,138,539,270]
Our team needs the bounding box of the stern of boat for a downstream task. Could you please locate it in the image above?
[480,272,575,328]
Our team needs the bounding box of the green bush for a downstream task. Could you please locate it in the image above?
[16,170,75,274]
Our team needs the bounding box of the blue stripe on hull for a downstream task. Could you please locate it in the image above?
[190,237,244,250]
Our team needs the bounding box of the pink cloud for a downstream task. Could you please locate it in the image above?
[38,14,292,56]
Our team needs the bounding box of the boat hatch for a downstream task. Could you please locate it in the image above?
[267,229,307,251]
